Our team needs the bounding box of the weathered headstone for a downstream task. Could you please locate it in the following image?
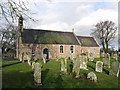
[113,53,118,60]
[72,54,81,77]
[19,52,24,62]
[96,61,103,72]
[103,53,110,68]
[88,52,94,61]
[43,54,47,63]
[109,60,120,77]
[60,57,67,73]
[34,63,42,86]
[27,54,31,66]
[80,55,88,70]
[87,72,97,82]
[32,62,35,72]
[101,52,105,58]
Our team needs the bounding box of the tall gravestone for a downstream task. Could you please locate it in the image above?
[80,55,88,70]
[27,54,31,66]
[113,53,118,60]
[109,60,120,77]
[34,63,42,86]
[96,61,103,72]
[103,53,110,68]
[43,54,47,63]
[72,54,81,77]
[60,58,67,73]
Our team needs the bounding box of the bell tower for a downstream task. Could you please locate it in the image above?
[16,15,23,59]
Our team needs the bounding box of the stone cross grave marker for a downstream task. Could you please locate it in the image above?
[43,54,47,63]
[87,72,97,82]
[34,63,42,86]
[72,54,81,77]
[109,60,120,77]
[103,53,110,68]
[80,55,88,70]
[95,61,103,72]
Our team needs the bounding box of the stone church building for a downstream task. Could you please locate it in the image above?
[16,16,100,60]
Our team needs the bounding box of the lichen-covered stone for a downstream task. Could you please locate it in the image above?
[80,55,88,70]
[96,61,103,72]
[109,60,119,77]
[34,63,42,86]
[103,53,110,68]
[87,72,97,82]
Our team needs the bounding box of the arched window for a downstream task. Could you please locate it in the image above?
[60,46,64,53]
[70,46,74,53]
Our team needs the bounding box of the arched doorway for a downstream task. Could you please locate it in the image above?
[43,48,49,59]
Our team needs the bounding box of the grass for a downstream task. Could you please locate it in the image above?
[2,57,120,88]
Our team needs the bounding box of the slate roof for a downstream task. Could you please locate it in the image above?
[21,29,79,45]
[77,36,99,47]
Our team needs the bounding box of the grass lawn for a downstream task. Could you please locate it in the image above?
[2,57,120,88]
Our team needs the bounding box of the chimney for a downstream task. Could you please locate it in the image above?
[18,15,23,32]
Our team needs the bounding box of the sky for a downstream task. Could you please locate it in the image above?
[1,0,119,50]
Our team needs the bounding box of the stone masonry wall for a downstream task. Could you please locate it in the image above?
[20,44,81,60]
[81,47,100,58]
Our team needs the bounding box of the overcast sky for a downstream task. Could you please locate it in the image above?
[1,0,119,50]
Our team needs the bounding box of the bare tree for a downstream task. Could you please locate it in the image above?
[0,0,37,23]
[91,20,117,53]
[0,24,17,54]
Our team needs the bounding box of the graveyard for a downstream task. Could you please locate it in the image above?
[2,56,120,88]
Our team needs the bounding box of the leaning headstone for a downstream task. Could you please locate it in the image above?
[96,61,103,72]
[103,53,110,68]
[32,62,35,72]
[80,55,88,70]
[87,72,97,82]
[34,63,42,86]
[43,54,47,63]
[72,54,81,77]
[109,60,119,77]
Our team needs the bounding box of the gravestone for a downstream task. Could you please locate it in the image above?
[88,52,94,61]
[96,61,103,72]
[34,63,42,86]
[113,53,118,60]
[60,58,67,73]
[72,54,81,77]
[109,60,120,77]
[32,62,35,72]
[43,54,47,63]
[80,55,88,70]
[20,52,24,62]
[103,53,110,68]
[27,54,31,66]
[87,72,97,82]
[101,52,105,58]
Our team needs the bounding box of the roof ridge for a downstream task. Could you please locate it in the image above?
[77,35,92,37]
[23,28,72,33]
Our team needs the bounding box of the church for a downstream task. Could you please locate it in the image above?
[16,16,100,60]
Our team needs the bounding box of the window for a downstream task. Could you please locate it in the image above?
[81,49,83,53]
[60,46,64,53]
[70,46,74,53]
